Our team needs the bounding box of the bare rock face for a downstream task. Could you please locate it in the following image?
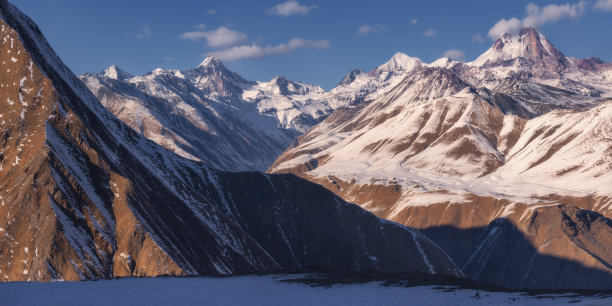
[392,198,612,290]
[284,174,612,289]
[0,2,461,282]
[412,202,612,290]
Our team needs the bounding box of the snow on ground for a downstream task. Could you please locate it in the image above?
[0,275,610,306]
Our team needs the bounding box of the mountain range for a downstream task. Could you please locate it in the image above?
[1,0,611,291]
[81,27,611,175]
[79,57,337,171]
[0,1,459,282]
[270,26,612,289]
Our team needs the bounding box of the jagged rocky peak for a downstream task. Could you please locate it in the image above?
[338,69,364,86]
[518,27,565,63]
[392,66,471,101]
[472,27,567,68]
[186,56,249,96]
[266,75,324,96]
[102,65,133,80]
[193,55,237,77]
[575,56,607,71]
[197,55,223,69]
[413,66,469,87]
[375,52,423,74]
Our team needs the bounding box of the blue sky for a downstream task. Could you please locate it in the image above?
[11,0,612,89]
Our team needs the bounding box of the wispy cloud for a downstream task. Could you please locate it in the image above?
[356,24,386,37]
[180,26,248,48]
[594,0,612,11]
[441,49,466,61]
[488,1,587,39]
[411,19,419,24]
[163,56,176,61]
[134,26,152,39]
[266,1,317,17]
[209,38,330,61]
[472,32,485,43]
[194,23,206,30]
[206,9,216,15]
[424,29,437,37]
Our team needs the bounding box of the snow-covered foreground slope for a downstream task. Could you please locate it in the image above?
[0,1,462,282]
[2,275,610,306]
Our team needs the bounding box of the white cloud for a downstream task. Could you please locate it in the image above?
[194,23,206,30]
[411,19,419,24]
[594,0,612,11]
[180,27,248,47]
[163,56,176,61]
[134,26,152,39]
[441,49,466,61]
[266,1,317,17]
[206,9,216,15]
[488,18,522,39]
[487,1,587,39]
[356,24,385,37]
[472,32,485,43]
[209,38,330,61]
[523,1,587,27]
[424,29,437,37]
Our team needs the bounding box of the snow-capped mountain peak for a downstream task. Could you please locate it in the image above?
[375,52,423,74]
[102,65,133,80]
[429,57,455,68]
[460,26,612,96]
[182,56,250,97]
[198,55,222,69]
[264,75,325,95]
[470,27,566,68]
[193,55,237,77]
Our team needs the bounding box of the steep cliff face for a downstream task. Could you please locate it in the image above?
[275,173,612,290]
[397,199,612,290]
[0,2,461,282]
[0,14,184,281]
[0,7,271,280]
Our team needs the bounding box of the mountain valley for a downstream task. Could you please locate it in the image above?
[0,0,611,292]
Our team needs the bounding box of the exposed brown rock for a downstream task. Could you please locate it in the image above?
[282,173,612,289]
